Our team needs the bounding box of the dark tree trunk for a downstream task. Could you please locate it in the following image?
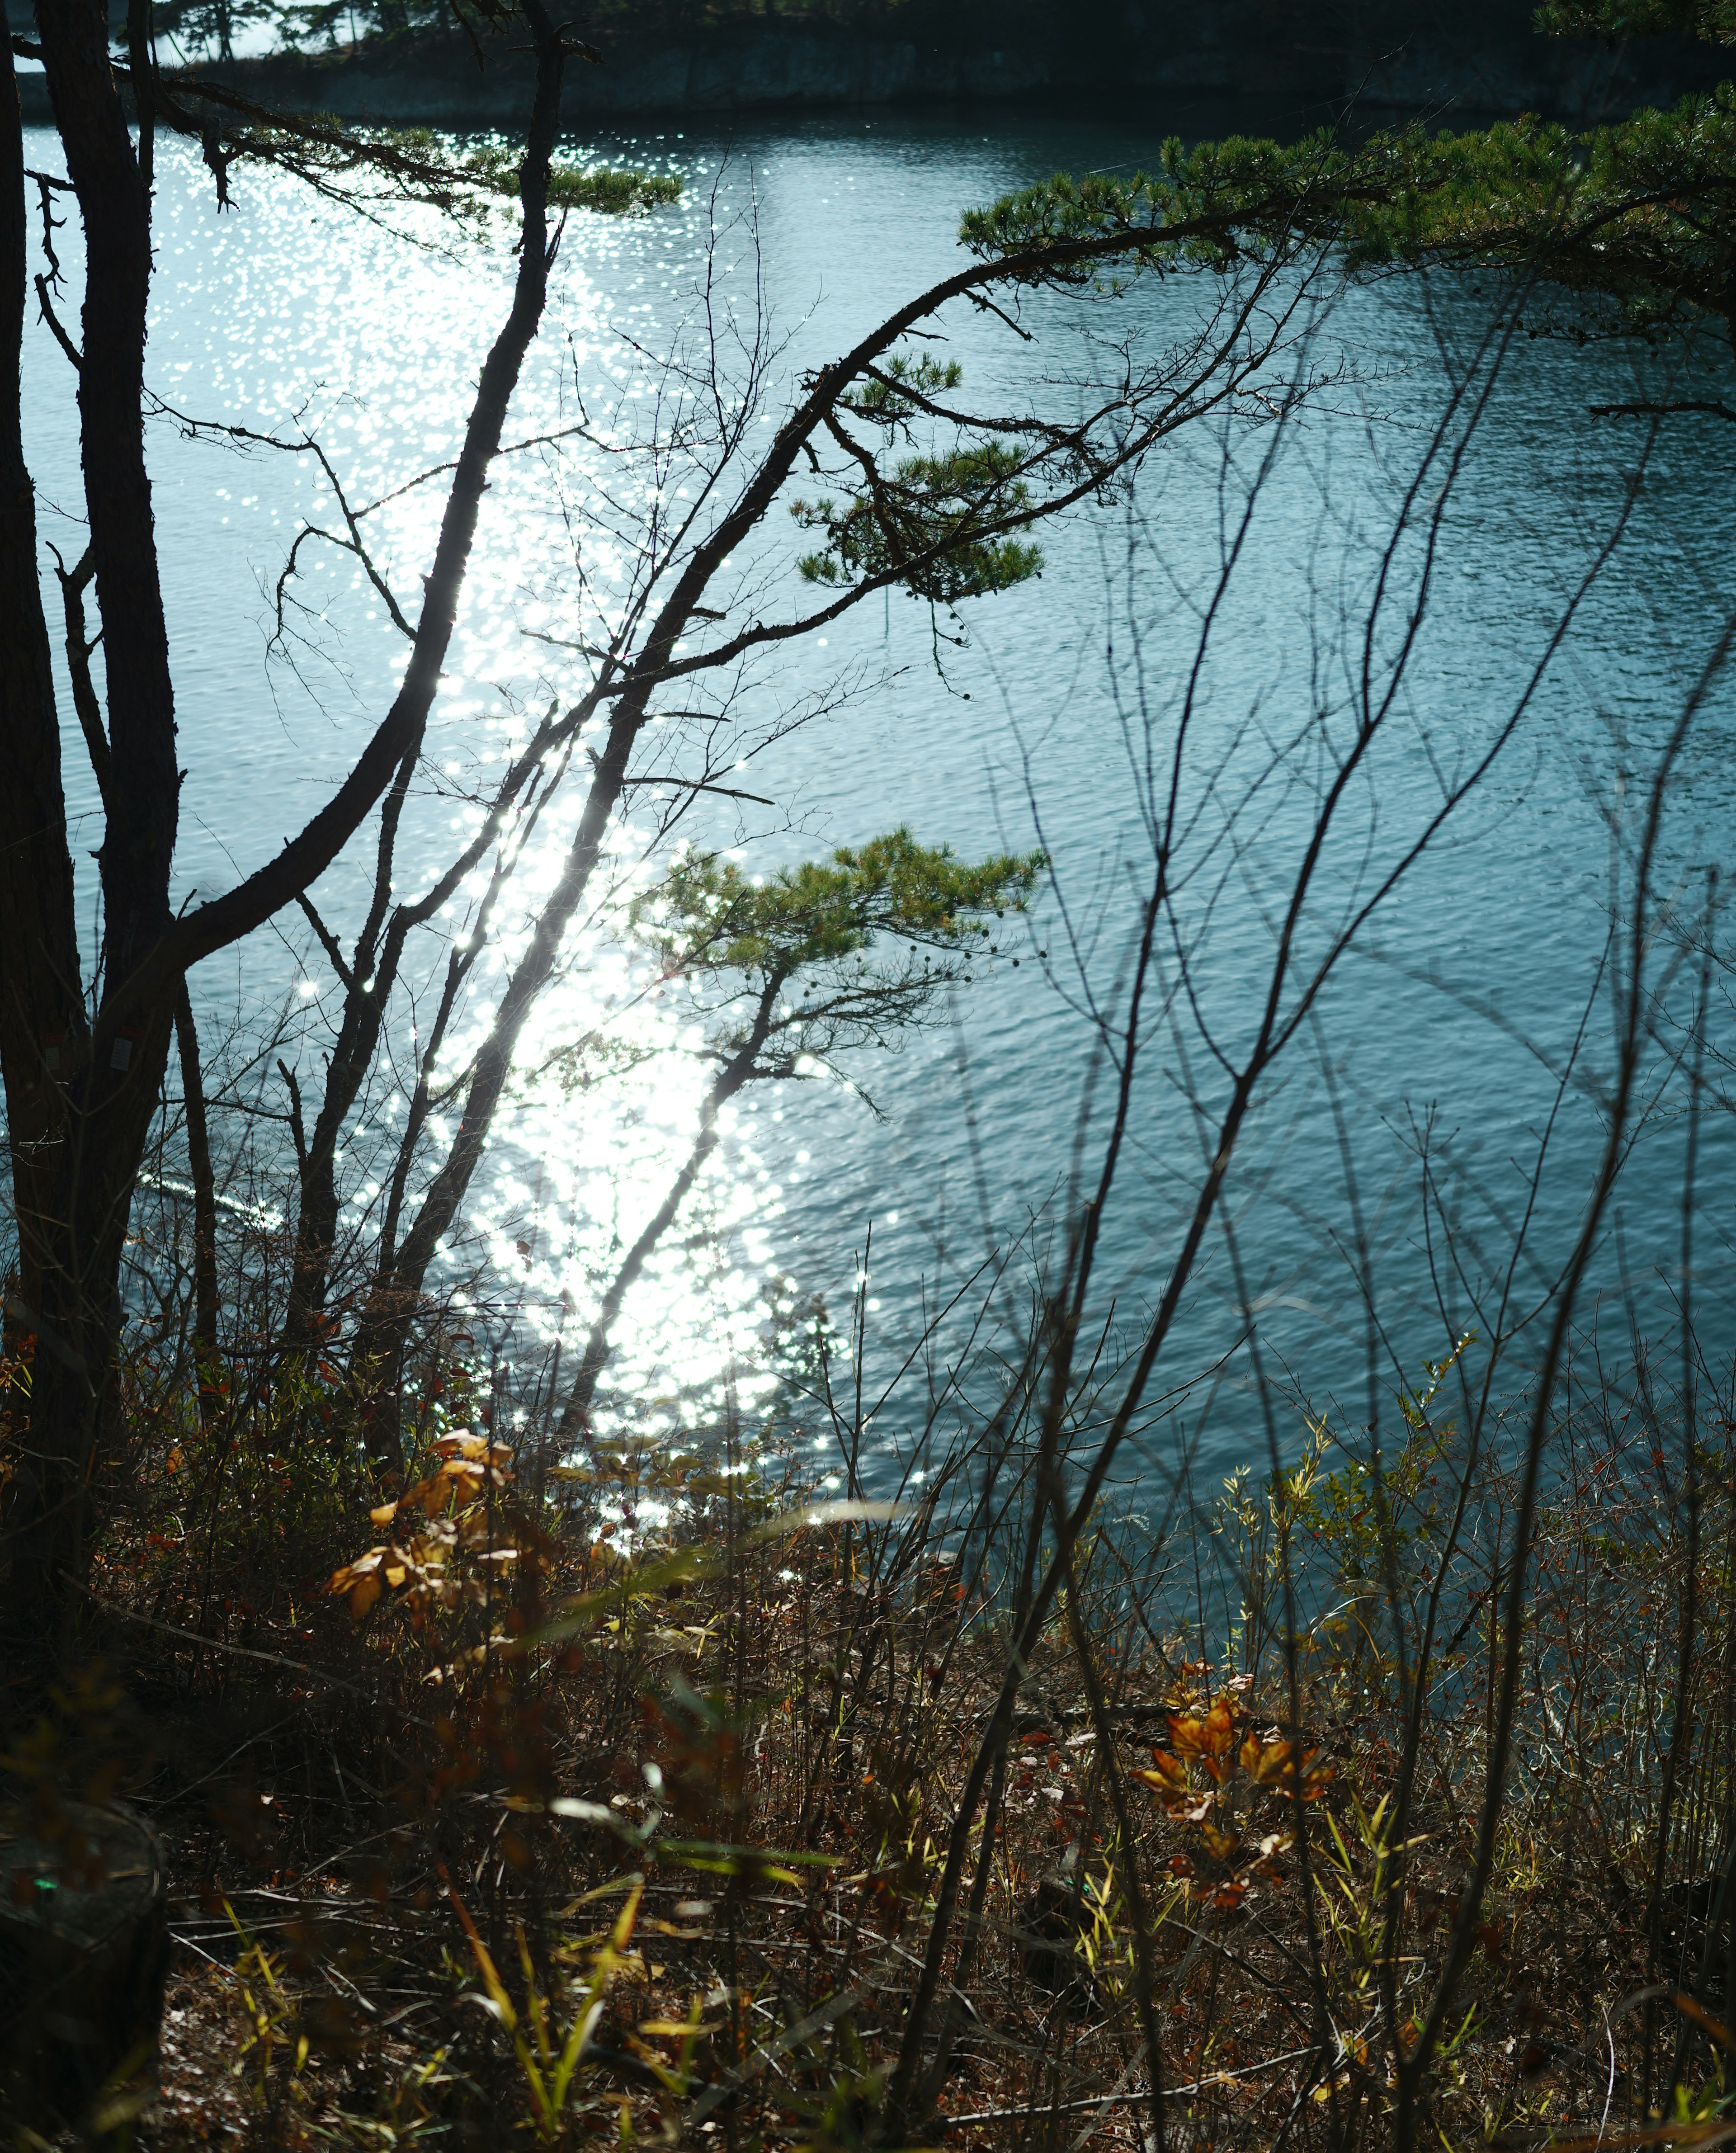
[0,4,181,1624]
[287,980,379,1336]
[285,754,417,1340]
[42,1,180,988]
[0,38,85,1326]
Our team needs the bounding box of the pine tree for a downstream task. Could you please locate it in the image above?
[551,831,1044,1435]
[968,5,1736,390]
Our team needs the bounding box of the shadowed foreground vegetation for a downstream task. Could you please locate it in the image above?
[6,1287,1736,2152]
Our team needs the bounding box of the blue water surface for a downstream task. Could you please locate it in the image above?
[17,102,1736,1496]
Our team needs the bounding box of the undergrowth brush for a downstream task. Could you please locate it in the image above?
[5,1310,1733,2153]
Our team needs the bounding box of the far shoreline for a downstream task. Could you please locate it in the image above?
[12,3,1729,137]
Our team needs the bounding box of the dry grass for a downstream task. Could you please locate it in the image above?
[6,1319,1721,2153]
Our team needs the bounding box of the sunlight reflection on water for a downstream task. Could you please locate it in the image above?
[19,109,1736,1482]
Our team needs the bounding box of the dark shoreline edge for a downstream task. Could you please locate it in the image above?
[11,3,1729,137]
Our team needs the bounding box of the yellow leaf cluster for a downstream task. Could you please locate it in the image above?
[1133,1690,1335,1908]
[329,1431,517,1619]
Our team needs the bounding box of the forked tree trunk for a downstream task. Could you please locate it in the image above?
[0,5,180,1629]
[0,2,568,1615]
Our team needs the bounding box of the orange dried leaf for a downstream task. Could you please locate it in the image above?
[330,1548,386,1595]
[1168,1714,1207,1757]
[370,1500,400,1527]
[349,1571,383,1619]
[1252,1740,1297,1788]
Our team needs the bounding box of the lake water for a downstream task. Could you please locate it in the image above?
[18,103,1736,1498]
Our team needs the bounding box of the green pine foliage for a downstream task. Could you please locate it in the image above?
[956,133,1358,277]
[793,441,1044,602]
[227,123,681,222]
[1538,0,1736,40]
[630,829,1045,1083]
[960,50,1736,356]
[1333,92,1736,348]
[841,352,966,424]
[455,142,682,216]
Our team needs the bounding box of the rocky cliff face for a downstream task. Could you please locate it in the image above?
[9,0,1727,131]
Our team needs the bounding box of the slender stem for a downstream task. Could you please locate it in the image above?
[174,983,219,1412]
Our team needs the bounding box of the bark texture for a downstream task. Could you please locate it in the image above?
[2,2,179,1619]
[0,36,85,1322]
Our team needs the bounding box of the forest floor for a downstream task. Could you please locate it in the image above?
[33,1495,1677,2153]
